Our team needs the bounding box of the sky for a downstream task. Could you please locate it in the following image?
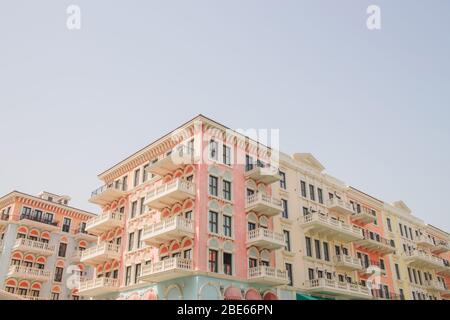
[0,1,449,231]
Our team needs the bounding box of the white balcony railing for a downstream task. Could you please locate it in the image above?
[245,193,283,216]
[246,228,285,249]
[80,243,120,264]
[326,198,355,215]
[8,265,51,280]
[299,213,363,241]
[247,266,289,285]
[78,277,119,296]
[305,278,371,298]
[140,257,193,282]
[403,251,446,269]
[145,179,195,210]
[85,211,124,235]
[142,216,194,245]
[13,238,55,254]
[334,255,363,271]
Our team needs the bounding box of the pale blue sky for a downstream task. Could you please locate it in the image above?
[0,1,449,231]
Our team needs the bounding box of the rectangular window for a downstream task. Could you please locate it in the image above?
[223,252,232,275]
[122,176,128,191]
[399,223,404,236]
[309,185,315,201]
[314,239,321,259]
[209,140,218,160]
[300,181,307,197]
[407,267,412,282]
[51,293,60,300]
[54,267,64,282]
[305,237,312,257]
[209,211,218,234]
[208,249,218,273]
[62,217,71,233]
[380,258,385,270]
[209,175,218,196]
[281,199,288,219]
[223,215,232,237]
[131,201,137,219]
[284,230,291,251]
[223,145,231,165]
[223,180,232,200]
[134,264,141,284]
[308,268,315,280]
[143,164,149,182]
[395,263,401,280]
[279,171,286,189]
[285,263,293,286]
[139,197,145,215]
[58,243,67,257]
[125,266,132,286]
[128,232,135,252]
[137,229,143,249]
[318,188,323,204]
[302,207,309,216]
[386,218,392,232]
[323,242,330,261]
[134,169,140,187]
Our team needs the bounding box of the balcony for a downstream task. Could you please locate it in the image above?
[326,198,355,216]
[247,266,289,285]
[246,228,285,250]
[351,209,377,225]
[426,280,449,293]
[140,257,194,282]
[142,216,194,247]
[144,179,195,210]
[403,251,447,270]
[299,213,363,242]
[415,235,435,249]
[80,243,120,265]
[304,278,371,299]
[146,145,195,176]
[8,266,51,282]
[0,213,10,226]
[13,238,55,256]
[359,260,387,276]
[89,182,128,206]
[433,240,450,254]
[354,231,395,255]
[78,277,119,297]
[333,255,363,271]
[244,165,281,185]
[74,229,97,242]
[85,211,124,235]
[245,193,283,217]
[19,214,59,231]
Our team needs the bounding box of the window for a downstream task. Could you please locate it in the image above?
[284,230,291,251]
[395,263,401,280]
[208,211,218,234]
[399,223,404,236]
[308,268,315,280]
[139,197,145,215]
[379,258,385,271]
[62,217,71,233]
[184,249,192,260]
[137,229,143,249]
[143,164,149,182]
[305,237,312,257]
[223,180,232,200]
[208,249,218,273]
[51,292,60,300]
[122,176,128,191]
[134,264,141,284]
[54,267,64,282]
[281,199,288,219]
[128,232,135,251]
[134,168,140,187]
[43,212,53,223]
[386,218,392,232]
[300,181,307,197]
[318,188,323,204]
[223,252,232,275]
[314,239,321,259]
[209,175,218,196]
[223,145,231,165]
[131,201,137,219]
[125,266,132,286]
[58,243,67,257]
[309,185,315,201]
[407,267,412,282]
[323,242,330,261]
[223,215,232,237]
[285,263,293,286]
[245,155,254,171]
[279,171,286,189]
[209,140,218,160]
[80,222,86,233]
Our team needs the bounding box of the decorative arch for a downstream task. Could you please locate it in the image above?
[29,229,40,237]
[245,288,262,300]
[36,256,47,264]
[247,247,259,259]
[104,262,112,273]
[112,260,120,270]
[77,263,85,271]
[78,240,87,248]
[181,238,193,248]
[198,282,221,300]
[223,204,233,216]
[31,282,42,290]
[18,280,30,289]
[184,165,194,175]
[171,203,182,215]
[41,231,51,240]
[51,285,61,293]
[106,230,115,242]
[160,245,169,256]
[127,292,141,300]
[223,240,234,252]
[114,228,123,237]
[247,212,258,224]
[55,259,65,268]
[257,183,266,194]
[60,236,68,243]
[223,286,243,300]
[223,171,233,181]
[143,289,158,300]
[24,254,35,263]
[169,240,180,252]
[118,198,127,206]
[173,169,184,179]
[207,238,220,250]
[245,180,257,190]
[164,284,183,300]
[208,200,220,211]
[163,175,173,184]
[5,279,17,287]
[259,216,268,227]
[183,199,194,210]
[263,291,278,300]
[260,249,270,262]
[96,264,103,274]
[11,251,23,260]
[208,166,220,176]
[17,226,29,235]
[161,208,171,219]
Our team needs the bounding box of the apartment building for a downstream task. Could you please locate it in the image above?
[0,191,96,300]
[77,114,449,300]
